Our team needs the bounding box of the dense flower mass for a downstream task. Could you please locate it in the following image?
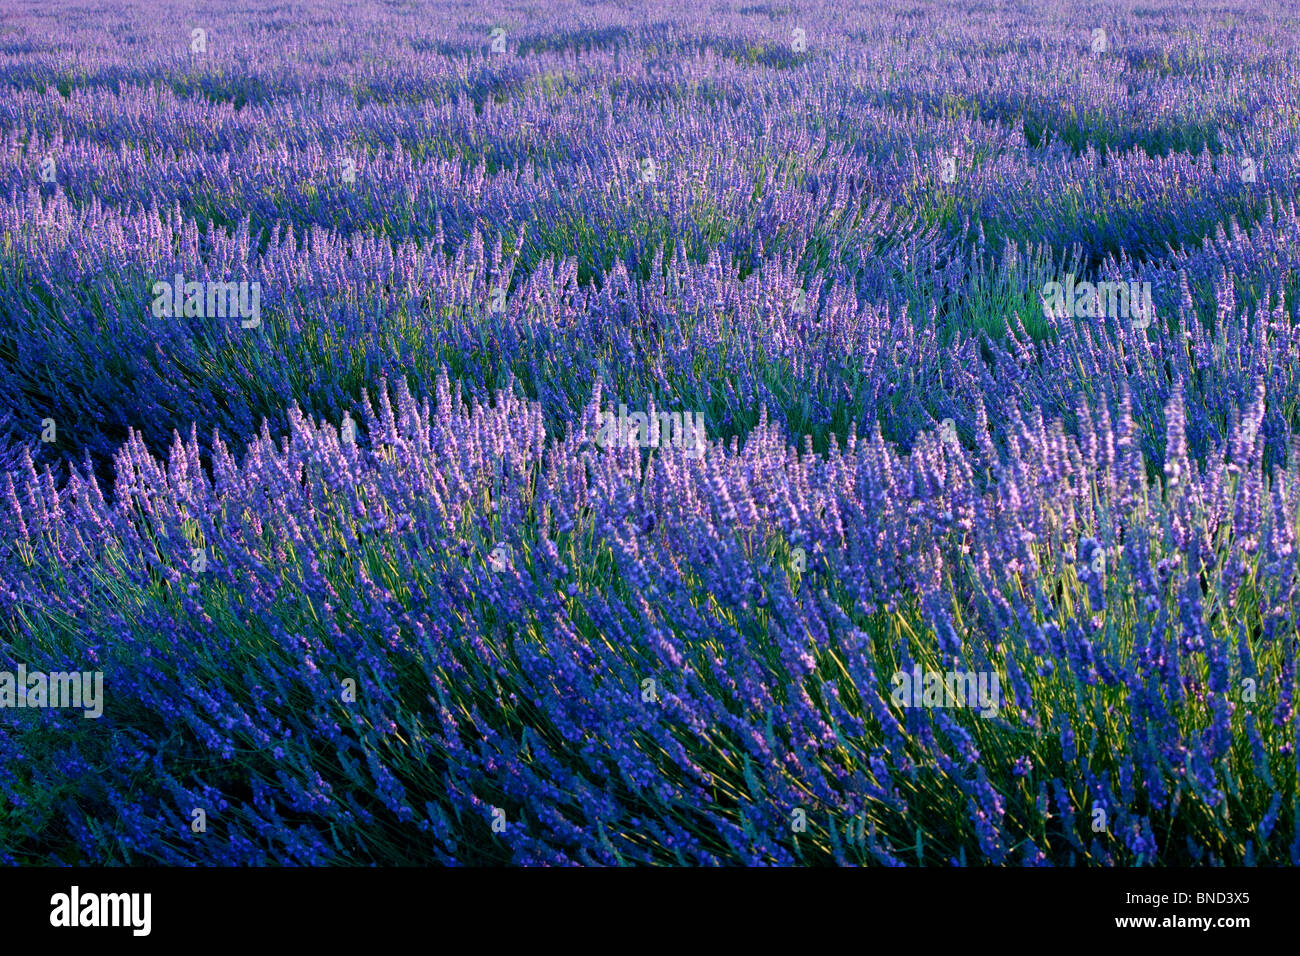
[1,0,1298,865]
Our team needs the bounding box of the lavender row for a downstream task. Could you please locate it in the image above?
[6,182,1300,479]
[1,373,1293,864]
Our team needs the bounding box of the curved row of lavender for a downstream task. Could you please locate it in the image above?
[1,0,1297,864]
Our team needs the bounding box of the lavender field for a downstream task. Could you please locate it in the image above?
[0,0,1298,866]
